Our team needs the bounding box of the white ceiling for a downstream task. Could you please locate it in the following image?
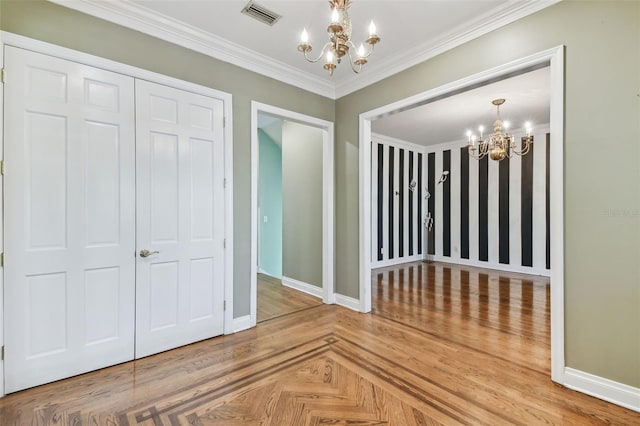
[372,66,551,146]
[52,0,555,146]
[52,0,559,98]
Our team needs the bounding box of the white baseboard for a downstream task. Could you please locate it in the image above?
[257,269,280,279]
[281,276,323,299]
[371,254,423,269]
[425,254,551,277]
[229,315,252,334]
[334,294,361,312]
[564,367,640,412]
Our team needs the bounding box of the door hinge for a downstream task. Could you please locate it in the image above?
[0,160,4,175]
[1,253,4,267]
[223,239,226,249]
[223,300,226,311]
[223,178,227,188]
[1,346,4,361]
[223,117,226,128]
[0,68,5,84]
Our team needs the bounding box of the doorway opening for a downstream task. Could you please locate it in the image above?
[358,46,565,383]
[250,102,334,327]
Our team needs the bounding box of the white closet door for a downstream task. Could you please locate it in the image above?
[135,80,225,358]
[3,46,136,392]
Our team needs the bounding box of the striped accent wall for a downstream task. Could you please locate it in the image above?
[371,135,424,267]
[371,129,551,276]
[426,128,551,276]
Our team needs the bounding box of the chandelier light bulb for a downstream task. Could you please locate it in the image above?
[466,130,472,142]
[326,50,334,64]
[358,43,365,58]
[331,7,339,24]
[503,121,510,130]
[369,21,377,36]
[301,28,309,43]
[478,125,484,139]
[525,121,532,136]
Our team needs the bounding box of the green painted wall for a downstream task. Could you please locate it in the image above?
[258,129,282,278]
[0,0,335,318]
[2,0,639,390]
[282,121,323,288]
[334,1,640,387]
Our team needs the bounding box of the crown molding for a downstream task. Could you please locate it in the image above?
[49,0,559,100]
[333,0,562,98]
[48,0,336,99]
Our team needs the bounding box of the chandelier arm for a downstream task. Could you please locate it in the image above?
[467,144,486,160]
[361,41,376,58]
[302,42,333,63]
[510,136,533,156]
[345,47,363,73]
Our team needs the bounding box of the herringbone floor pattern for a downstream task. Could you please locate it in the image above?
[1,262,638,425]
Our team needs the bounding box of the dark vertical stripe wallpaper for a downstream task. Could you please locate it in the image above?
[371,133,550,272]
[418,153,423,255]
[398,149,405,258]
[521,140,534,267]
[499,158,510,264]
[427,153,436,255]
[409,151,414,256]
[442,150,451,257]
[460,148,469,259]
[388,146,395,259]
[377,143,384,261]
[545,135,551,270]
[478,156,488,262]
[372,141,424,265]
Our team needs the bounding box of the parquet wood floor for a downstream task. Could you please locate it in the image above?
[257,273,322,322]
[0,261,638,425]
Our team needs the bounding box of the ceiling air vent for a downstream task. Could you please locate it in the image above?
[241,1,282,26]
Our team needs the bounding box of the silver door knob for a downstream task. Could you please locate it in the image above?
[139,249,160,258]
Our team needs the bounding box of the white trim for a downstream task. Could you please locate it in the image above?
[250,101,335,329]
[359,47,565,385]
[281,276,323,299]
[564,368,640,413]
[335,0,561,98]
[372,133,426,157]
[231,315,253,334]
[372,255,423,270]
[0,29,5,399]
[48,0,559,100]
[548,47,565,383]
[48,0,335,99]
[359,115,373,313]
[424,255,551,278]
[334,294,361,312]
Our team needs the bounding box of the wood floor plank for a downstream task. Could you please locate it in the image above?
[0,261,638,425]
[257,273,323,322]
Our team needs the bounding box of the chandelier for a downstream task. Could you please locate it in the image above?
[466,99,533,161]
[297,0,380,75]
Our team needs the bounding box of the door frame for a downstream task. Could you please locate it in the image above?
[358,46,565,383]
[0,31,235,397]
[250,101,335,328]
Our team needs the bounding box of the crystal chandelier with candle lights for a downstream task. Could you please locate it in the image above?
[466,99,533,161]
[297,0,380,75]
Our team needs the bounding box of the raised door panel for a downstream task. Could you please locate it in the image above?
[4,46,136,393]
[135,80,225,358]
